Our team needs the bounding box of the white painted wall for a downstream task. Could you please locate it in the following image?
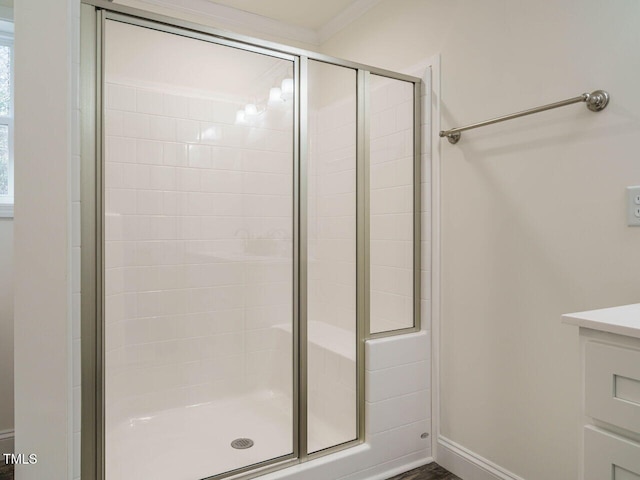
[14,1,76,479]
[322,1,640,479]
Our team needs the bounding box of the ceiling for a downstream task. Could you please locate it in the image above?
[123,0,382,46]
[206,0,361,31]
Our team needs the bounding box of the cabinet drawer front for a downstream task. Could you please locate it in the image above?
[585,426,640,480]
[586,342,640,434]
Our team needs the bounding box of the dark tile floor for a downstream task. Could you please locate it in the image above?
[0,462,12,480]
[387,462,461,480]
[0,460,459,480]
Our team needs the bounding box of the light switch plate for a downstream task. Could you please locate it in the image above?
[627,186,640,226]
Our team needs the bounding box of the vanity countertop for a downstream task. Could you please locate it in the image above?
[562,303,640,339]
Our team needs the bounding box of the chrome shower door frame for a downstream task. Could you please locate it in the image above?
[80,2,422,480]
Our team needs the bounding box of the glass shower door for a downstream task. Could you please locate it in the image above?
[103,19,295,480]
[306,60,358,453]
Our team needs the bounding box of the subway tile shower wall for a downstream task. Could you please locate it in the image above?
[104,82,294,426]
[102,60,433,469]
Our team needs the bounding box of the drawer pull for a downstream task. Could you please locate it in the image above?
[615,375,640,407]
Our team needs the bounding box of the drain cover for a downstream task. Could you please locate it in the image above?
[231,438,254,449]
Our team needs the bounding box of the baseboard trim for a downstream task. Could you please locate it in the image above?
[437,436,525,480]
[0,429,14,454]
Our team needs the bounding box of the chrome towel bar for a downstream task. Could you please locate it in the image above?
[439,89,609,144]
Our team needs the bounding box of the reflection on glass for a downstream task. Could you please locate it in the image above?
[369,74,414,334]
[104,20,294,480]
[0,125,7,195]
[0,46,9,117]
[307,60,357,452]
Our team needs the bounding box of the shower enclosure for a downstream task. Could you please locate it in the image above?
[80,2,421,480]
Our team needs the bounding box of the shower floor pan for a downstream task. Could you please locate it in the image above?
[106,389,341,480]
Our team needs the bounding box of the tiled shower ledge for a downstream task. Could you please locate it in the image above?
[274,321,355,360]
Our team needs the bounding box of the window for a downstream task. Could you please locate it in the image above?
[0,23,13,218]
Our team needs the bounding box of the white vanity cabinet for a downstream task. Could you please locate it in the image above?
[563,304,640,480]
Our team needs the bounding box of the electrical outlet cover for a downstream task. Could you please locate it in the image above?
[627,186,640,226]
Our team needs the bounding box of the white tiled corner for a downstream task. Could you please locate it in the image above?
[366,359,430,403]
[365,330,429,371]
[368,419,431,465]
[366,389,431,435]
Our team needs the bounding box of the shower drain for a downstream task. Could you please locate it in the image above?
[231,438,254,449]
